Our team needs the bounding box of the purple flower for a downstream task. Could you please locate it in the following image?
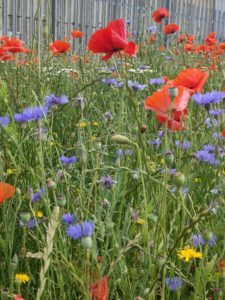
[147,25,157,34]
[165,277,183,291]
[128,81,147,91]
[62,213,75,224]
[82,221,94,236]
[208,233,216,247]
[20,218,41,229]
[209,109,223,116]
[192,234,205,248]
[195,149,219,165]
[60,155,77,165]
[66,224,83,240]
[150,78,165,85]
[66,221,94,240]
[0,116,10,126]
[104,111,112,121]
[192,91,225,105]
[14,106,49,123]
[126,19,131,25]
[175,140,191,150]
[44,94,69,106]
[149,138,161,146]
[99,175,116,189]
[31,187,46,202]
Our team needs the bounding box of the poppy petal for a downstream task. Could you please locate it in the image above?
[107,18,126,40]
[0,182,15,203]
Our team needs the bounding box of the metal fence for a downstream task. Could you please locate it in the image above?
[0,0,224,47]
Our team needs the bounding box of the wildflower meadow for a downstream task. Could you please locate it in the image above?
[0,7,225,300]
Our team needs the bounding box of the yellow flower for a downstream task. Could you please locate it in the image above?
[136,218,145,225]
[15,273,30,283]
[50,140,55,146]
[160,158,165,165]
[177,247,203,262]
[7,168,17,175]
[77,121,87,128]
[222,169,225,175]
[194,177,201,183]
[92,121,99,126]
[34,211,43,218]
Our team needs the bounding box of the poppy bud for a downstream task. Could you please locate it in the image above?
[111,134,131,145]
[46,178,57,190]
[57,194,66,207]
[93,141,102,151]
[169,87,178,100]
[164,151,174,167]
[140,124,147,133]
[173,172,185,188]
[9,254,18,273]
[1,289,9,300]
[20,212,31,224]
[143,288,150,296]
[16,188,21,195]
[81,236,93,249]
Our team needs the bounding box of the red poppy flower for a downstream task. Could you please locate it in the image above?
[145,86,190,116]
[156,109,187,131]
[152,8,169,23]
[222,130,225,138]
[176,33,187,43]
[2,37,24,53]
[163,23,179,35]
[187,34,195,44]
[167,68,209,95]
[0,182,15,204]
[205,32,217,46]
[71,30,83,38]
[49,40,70,54]
[148,33,157,43]
[91,275,108,300]
[219,43,225,50]
[14,295,25,300]
[88,18,136,60]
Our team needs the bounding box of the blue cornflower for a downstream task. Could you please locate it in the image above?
[165,277,183,291]
[204,117,218,128]
[208,233,216,247]
[44,94,69,106]
[99,175,116,189]
[104,111,112,121]
[195,150,219,165]
[175,140,191,150]
[157,131,164,138]
[192,234,205,248]
[14,106,49,123]
[0,116,10,126]
[170,169,176,175]
[209,109,223,116]
[147,25,157,34]
[192,91,225,106]
[117,149,123,157]
[62,213,75,224]
[128,80,147,91]
[126,19,131,25]
[60,155,77,165]
[20,218,41,229]
[66,221,94,240]
[149,78,165,85]
[149,138,161,146]
[202,145,215,152]
[31,187,46,202]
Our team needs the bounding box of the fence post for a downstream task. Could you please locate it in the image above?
[52,0,55,40]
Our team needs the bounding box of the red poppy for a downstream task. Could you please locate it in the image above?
[187,34,195,44]
[88,18,136,60]
[71,30,83,38]
[49,40,70,54]
[14,295,25,300]
[2,37,24,53]
[0,182,15,204]
[222,130,225,138]
[156,109,187,131]
[167,68,209,95]
[145,86,190,116]
[176,33,186,43]
[148,33,157,43]
[184,43,194,52]
[219,43,225,50]
[152,8,169,23]
[163,23,179,35]
[205,32,217,46]
[159,45,166,51]
[91,275,108,300]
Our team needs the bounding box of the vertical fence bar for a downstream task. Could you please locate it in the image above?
[88,0,93,37]
[51,0,55,40]
[60,0,64,39]
[81,0,86,48]
[12,0,17,36]
[67,0,71,37]
[3,0,8,35]
[21,0,26,41]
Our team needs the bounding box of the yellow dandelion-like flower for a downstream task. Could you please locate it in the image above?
[15,273,30,283]
[160,158,165,165]
[50,140,55,146]
[77,121,87,128]
[221,169,225,175]
[92,121,99,126]
[34,211,43,218]
[177,247,203,262]
[7,168,17,175]
[136,218,145,225]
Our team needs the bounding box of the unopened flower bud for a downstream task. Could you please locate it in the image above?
[16,188,21,195]
[81,236,93,249]
[173,172,185,188]
[46,178,57,190]
[9,254,18,273]
[143,288,150,296]
[169,87,178,100]
[1,289,9,300]
[164,151,174,167]
[111,134,131,145]
[140,124,147,134]
[20,212,31,224]
[57,194,66,207]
